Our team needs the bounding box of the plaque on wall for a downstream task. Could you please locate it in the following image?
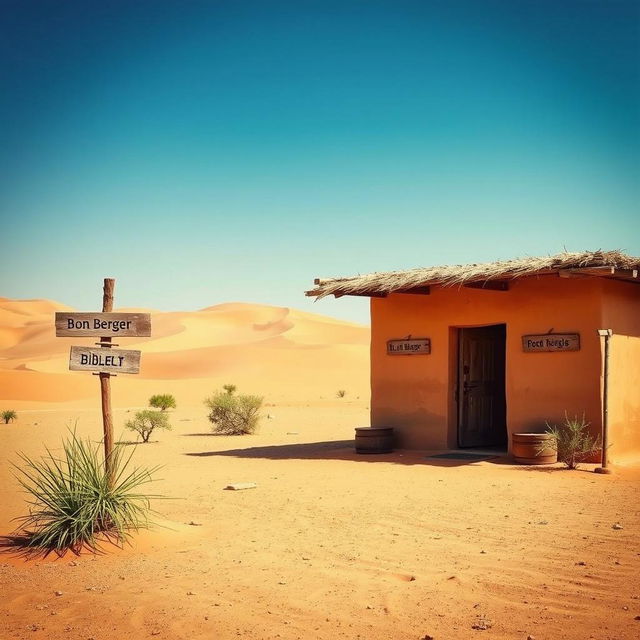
[387,338,431,355]
[522,333,580,352]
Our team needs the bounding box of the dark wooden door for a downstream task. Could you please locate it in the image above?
[458,325,507,448]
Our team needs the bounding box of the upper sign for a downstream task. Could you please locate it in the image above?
[387,338,431,355]
[69,346,141,374]
[522,333,580,353]
[56,312,151,337]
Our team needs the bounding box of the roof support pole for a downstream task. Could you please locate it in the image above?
[595,329,613,475]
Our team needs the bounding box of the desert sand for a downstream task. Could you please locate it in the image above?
[1,298,639,640]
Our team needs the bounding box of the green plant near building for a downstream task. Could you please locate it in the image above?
[540,413,602,469]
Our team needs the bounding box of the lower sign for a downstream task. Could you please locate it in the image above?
[69,346,141,374]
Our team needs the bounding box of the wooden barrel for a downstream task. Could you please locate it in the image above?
[512,433,557,465]
[355,427,394,454]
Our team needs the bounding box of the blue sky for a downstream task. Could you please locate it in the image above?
[1,0,638,324]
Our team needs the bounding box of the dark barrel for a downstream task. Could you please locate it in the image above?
[355,427,394,454]
[512,432,557,465]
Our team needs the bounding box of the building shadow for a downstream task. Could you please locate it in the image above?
[185,440,511,467]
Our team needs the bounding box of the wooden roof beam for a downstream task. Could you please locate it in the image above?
[463,280,510,291]
[395,286,431,295]
[334,285,431,298]
[559,267,639,280]
[333,291,387,298]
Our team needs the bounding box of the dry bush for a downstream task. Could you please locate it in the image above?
[205,388,263,435]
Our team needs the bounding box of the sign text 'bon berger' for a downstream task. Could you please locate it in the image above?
[387,338,431,355]
[522,333,580,353]
[56,312,151,337]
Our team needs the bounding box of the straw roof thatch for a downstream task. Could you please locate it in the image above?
[307,250,640,299]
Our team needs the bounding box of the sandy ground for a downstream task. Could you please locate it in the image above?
[1,298,639,639]
[1,404,639,640]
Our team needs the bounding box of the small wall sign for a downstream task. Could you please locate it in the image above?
[387,338,431,355]
[522,333,580,353]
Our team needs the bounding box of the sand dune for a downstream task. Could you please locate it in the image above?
[0,299,370,408]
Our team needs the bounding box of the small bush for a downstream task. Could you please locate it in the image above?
[12,431,158,553]
[336,389,346,398]
[542,413,602,469]
[205,388,263,435]
[126,410,172,443]
[148,394,176,411]
[2,409,17,424]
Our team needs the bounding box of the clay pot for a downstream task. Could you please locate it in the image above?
[355,427,394,454]
[512,432,557,465]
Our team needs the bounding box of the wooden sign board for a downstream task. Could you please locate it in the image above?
[69,346,141,374]
[56,312,151,337]
[387,338,431,355]
[522,333,580,353]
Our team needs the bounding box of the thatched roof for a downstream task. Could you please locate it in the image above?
[307,250,640,299]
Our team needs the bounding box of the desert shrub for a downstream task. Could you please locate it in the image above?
[148,394,176,411]
[12,431,158,553]
[541,413,601,469]
[222,384,237,395]
[336,389,346,398]
[2,409,17,424]
[205,389,263,435]
[126,410,172,443]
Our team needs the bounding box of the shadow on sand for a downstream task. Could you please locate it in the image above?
[185,440,513,467]
[0,532,126,560]
[181,432,228,437]
[511,464,594,474]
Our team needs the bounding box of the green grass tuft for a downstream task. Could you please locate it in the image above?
[541,413,602,469]
[2,409,17,424]
[12,430,160,553]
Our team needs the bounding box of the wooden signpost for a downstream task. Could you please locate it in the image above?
[55,279,150,487]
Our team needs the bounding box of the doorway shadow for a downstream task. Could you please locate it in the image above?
[185,440,512,467]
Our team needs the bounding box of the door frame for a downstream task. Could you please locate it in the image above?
[456,323,507,449]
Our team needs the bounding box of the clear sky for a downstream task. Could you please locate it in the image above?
[1,0,638,324]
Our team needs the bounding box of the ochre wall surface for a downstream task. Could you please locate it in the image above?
[370,276,604,450]
[601,279,640,464]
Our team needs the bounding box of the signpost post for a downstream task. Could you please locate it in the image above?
[100,279,116,486]
[55,279,150,488]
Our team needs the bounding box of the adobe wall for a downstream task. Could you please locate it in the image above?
[370,276,603,450]
[601,279,640,464]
